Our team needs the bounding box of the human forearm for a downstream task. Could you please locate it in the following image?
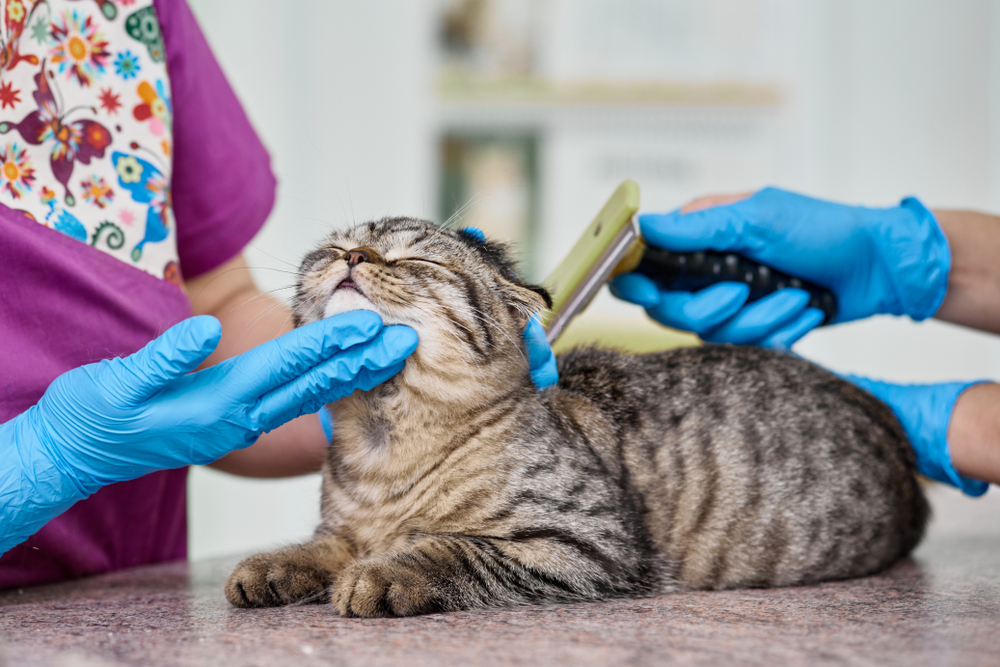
[845,376,990,496]
[208,413,326,477]
[934,210,1000,334]
[949,383,1000,485]
[184,254,329,477]
[184,254,295,367]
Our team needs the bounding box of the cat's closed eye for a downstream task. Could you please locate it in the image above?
[397,257,446,268]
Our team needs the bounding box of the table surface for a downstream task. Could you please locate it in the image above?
[1,485,998,667]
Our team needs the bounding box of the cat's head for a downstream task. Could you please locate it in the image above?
[293,218,551,403]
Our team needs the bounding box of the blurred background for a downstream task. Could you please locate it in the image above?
[185,0,1000,561]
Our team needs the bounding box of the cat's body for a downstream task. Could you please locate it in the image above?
[226,218,928,617]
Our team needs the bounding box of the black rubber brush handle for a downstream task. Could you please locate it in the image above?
[636,247,838,325]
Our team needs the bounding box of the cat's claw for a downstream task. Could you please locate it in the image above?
[332,561,440,618]
[225,552,331,608]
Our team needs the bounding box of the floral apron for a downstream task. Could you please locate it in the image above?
[0,0,180,284]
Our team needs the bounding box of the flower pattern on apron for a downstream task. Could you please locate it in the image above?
[0,0,179,284]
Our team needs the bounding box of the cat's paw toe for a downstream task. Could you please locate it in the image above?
[331,562,438,617]
[225,553,330,608]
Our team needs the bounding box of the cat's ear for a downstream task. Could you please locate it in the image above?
[502,279,552,328]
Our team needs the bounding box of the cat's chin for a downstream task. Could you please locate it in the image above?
[323,291,377,319]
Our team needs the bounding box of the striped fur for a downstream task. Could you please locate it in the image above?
[225,217,929,616]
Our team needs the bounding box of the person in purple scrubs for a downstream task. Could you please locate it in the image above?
[0,0,422,586]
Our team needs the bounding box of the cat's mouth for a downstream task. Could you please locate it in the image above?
[323,275,375,319]
[334,277,366,297]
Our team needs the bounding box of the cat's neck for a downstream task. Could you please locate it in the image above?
[327,358,536,485]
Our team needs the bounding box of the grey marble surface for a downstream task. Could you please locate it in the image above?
[1,485,998,667]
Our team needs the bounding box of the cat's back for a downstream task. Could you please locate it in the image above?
[554,344,929,590]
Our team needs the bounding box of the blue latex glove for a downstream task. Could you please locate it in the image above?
[316,314,558,441]
[610,188,951,348]
[524,314,558,389]
[845,375,989,496]
[0,311,418,554]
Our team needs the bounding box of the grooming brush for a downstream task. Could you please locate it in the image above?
[541,180,837,344]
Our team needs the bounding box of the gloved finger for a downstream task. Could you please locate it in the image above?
[530,356,558,391]
[701,289,811,345]
[638,208,745,253]
[116,315,222,402]
[233,310,385,397]
[758,307,825,351]
[638,197,759,254]
[523,314,552,366]
[294,363,407,424]
[645,283,750,334]
[252,325,418,427]
[317,405,334,442]
[523,315,558,390]
[459,226,486,243]
[608,273,661,308]
[350,361,407,393]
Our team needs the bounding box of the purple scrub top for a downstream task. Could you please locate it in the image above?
[0,0,276,588]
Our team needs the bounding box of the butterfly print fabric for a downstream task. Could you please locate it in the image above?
[0,0,179,283]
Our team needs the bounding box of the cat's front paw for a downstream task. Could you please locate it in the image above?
[225,550,332,608]
[331,560,441,617]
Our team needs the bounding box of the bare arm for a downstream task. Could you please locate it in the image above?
[932,210,1000,334]
[183,254,328,478]
[948,383,1000,484]
[934,210,1000,486]
[949,383,1000,486]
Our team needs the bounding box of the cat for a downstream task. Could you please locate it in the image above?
[225,217,929,617]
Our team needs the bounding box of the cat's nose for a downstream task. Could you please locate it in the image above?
[345,249,369,266]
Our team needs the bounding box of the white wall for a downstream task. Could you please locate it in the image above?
[185,0,1000,561]
[991,0,1000,212]
[791,0,1000,384]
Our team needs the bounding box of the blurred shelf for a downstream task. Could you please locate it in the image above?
[437,72,782,108]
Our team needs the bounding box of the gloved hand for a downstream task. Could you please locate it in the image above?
[0,311,418,554]
[524,314,558,389]
[610,188,951,348]
[317,314,559,440]
[846,375,989,496]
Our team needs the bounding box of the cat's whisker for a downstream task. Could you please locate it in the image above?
[236,300,296,341]
[442,192,484,230]
[432,321,520,389]
[403,301,489,370]
[457,302,530,366]
[246,242,300,270]
[404,295,527,374]
[402,309,499,395]
[243,266,302,276]
[345,182,356,226]
[232,285,297,313]
[434,193,484,248]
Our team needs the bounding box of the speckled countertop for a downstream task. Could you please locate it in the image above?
[1,485,998,667]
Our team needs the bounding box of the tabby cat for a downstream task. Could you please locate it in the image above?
[225,217,929,617]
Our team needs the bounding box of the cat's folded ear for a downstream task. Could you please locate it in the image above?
[502,278,552,328]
